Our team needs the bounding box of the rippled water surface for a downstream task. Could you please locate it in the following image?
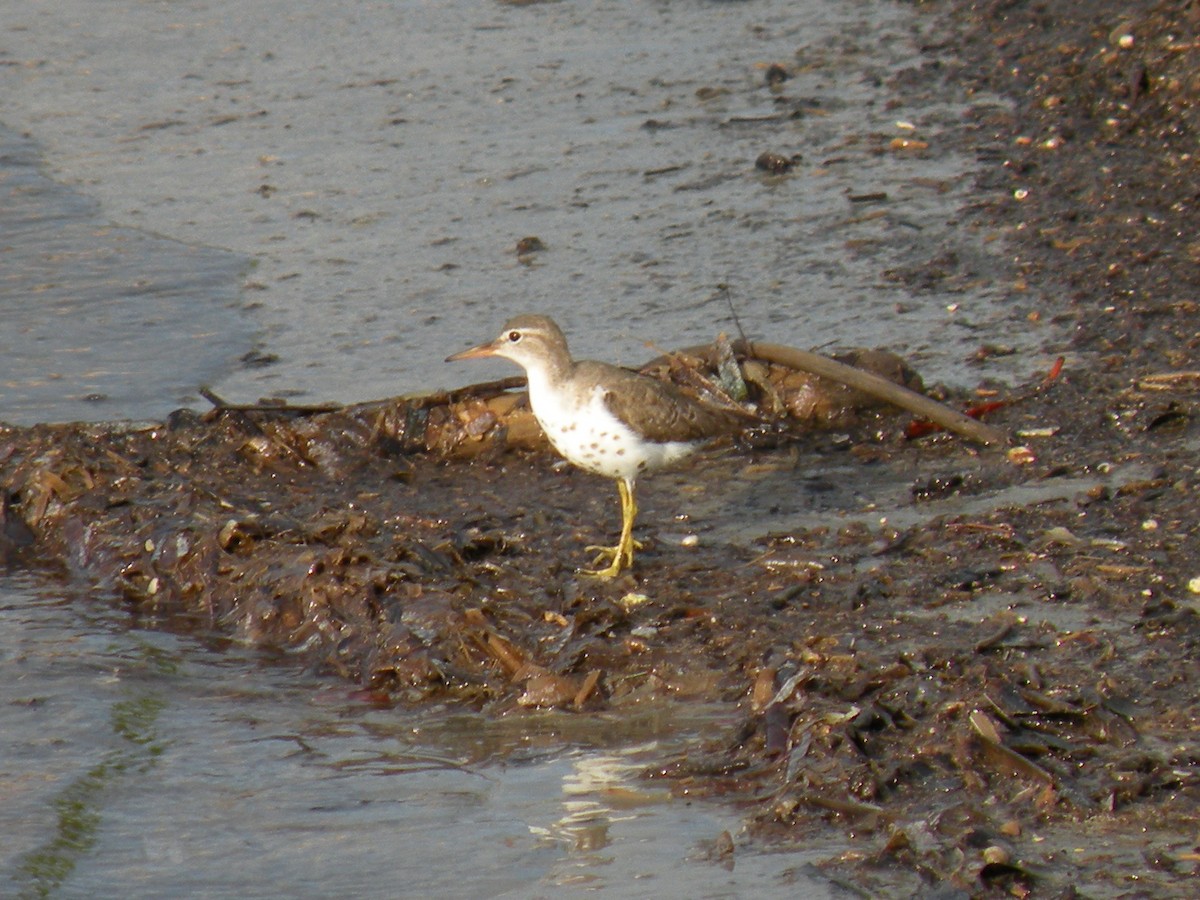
[1,0,1048,424]
[0,576,839,898]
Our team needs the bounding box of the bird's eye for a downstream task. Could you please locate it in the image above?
[507,331,521,342]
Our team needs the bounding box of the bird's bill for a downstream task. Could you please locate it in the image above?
[445,340,501,363]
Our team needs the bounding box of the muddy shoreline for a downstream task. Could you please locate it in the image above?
[3,0,1199,895]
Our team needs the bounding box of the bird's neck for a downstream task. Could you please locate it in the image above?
[523,347,573,393]
[523,350,577,419]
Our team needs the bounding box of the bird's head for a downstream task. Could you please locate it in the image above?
[446,314,570,374]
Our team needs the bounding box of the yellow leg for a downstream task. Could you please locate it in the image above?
[583,479,640,578]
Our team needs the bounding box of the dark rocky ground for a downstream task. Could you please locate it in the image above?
[2,0,1198,896]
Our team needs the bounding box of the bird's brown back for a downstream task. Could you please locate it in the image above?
[578,361,747,445]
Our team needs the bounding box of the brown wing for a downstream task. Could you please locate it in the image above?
[577,361,744,444]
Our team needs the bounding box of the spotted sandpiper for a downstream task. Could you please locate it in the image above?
[447,314,743,578]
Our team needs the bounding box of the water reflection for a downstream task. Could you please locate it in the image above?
[0,577,832,898]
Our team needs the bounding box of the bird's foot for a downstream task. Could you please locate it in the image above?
[585,539,644,560]
[579,558,624,579]
[580,540,642,579]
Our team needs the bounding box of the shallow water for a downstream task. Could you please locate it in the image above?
[0,575,837,898]
[0,124,254,426]
[1,0,1050,424]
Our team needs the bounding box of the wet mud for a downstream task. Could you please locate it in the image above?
[4,0,1200,896]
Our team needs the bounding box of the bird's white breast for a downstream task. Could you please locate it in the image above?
[526,374,695,482]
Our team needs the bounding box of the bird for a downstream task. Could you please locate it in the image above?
[446,314,744,578]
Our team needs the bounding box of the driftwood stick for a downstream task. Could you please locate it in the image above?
[672,340,1010,448]
[199,387,339,415]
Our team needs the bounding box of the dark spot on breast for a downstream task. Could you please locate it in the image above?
[616,448,626,456]
[589,442,599,449]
